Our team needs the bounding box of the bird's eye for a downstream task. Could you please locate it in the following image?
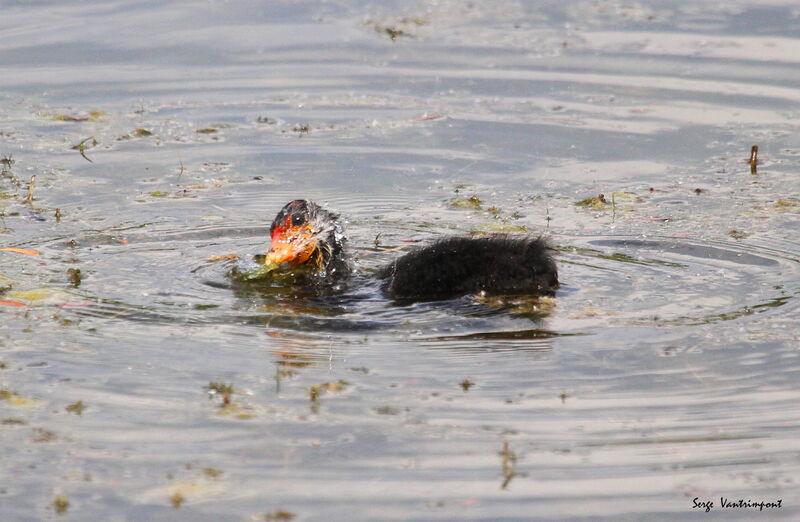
[292,214,305,226]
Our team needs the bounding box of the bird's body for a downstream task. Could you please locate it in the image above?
[378,236,558,302]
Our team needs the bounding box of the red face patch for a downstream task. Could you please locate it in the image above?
[266,220,316,266]
[270,216,292,242]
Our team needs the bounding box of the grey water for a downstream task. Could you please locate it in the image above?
[1,0,799,520]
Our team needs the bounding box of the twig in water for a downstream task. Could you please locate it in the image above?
[611,192,616,223]
[500,440,519,490]
[748,145,759,174]
[545,206,551,231]
[0,154,13,175]
[24,175,35,203]
[177,153,185,181]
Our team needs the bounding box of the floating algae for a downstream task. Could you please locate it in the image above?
[229,257,315,284]
[234,259,281,281]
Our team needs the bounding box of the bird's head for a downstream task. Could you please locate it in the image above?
[265,200,341,273]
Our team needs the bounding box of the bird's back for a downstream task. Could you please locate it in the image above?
[379,236,558,302]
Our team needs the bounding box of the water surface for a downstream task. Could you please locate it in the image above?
[1,0,799,520]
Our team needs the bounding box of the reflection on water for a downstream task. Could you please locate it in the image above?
[1,0,800,520]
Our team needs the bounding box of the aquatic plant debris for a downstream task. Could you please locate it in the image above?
[170,492,185,508]
[67,268,82,287]
[65,400,86,415]
[235,259,281,281]
[0,388,40,408]
[43,110,106,122]
[205,381,234,405]
[0,274,15,288]
[576,194,609,208]
[449,195,483,209]
[260,510,296,521]
[309,380,349,402]
[373,405,403,415]
[24,175,35,203]
[411,113,444,121]
[480,223,529,233]
[206,254,238,262]
[202,467,223,479]
[7,287,73,303]
[30,427,57,442]
[366,17,426,41]
[0,247,41,255]
[215,401,256,419]
[53,495,70,515]
[71,136,97,162]
[204,381,253,418]
[499,440,520,490]
[748,144,759,174]
[576,192,639,211]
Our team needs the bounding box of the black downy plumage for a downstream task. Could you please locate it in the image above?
[265,200,558,302]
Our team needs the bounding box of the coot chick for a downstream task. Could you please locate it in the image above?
[262,200,558,301]
[378,236,558,302]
